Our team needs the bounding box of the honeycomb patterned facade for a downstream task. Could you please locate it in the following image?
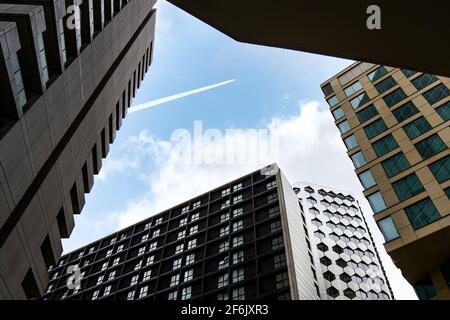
[294,182,394,300]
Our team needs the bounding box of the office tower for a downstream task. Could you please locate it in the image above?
[43,164,321,300]
[321,62,449,299]
[166,0,449,77]
[0,0,157,299]
[294,182,393,300]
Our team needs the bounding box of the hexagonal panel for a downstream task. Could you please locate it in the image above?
[332,245,343,254]
[320,256,332,267]
[344,288,356,299]
[336,258,347,268]
[323,271,335,282]
[326,286,339,298]
[340,273,351,283]
[317,243,329,252]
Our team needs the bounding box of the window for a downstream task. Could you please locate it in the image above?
[187,239,197,250]
[232,287,245,300]
[152,229,160,238]
[393,101,419,122]
[184,269,194,282]
[233,195,243,204]
[383,88,407,107]
[220,212,230,223]
[144,222,151,230]
[338,120,351,134]
[273,253,286,269]
[222,188,230,197]
[217,273,229,288]
[358,170,376,189]
[364,118,388,139]
[402,69,417,78]
[405,198,440,229]
[267,181,277,190]
[143,270,152,282]
[344,81,363,97]
[181,206,189,214]
[233,183,243,192]
[217,292,229,300]
[181,287,192,300]
[327,95,339,107]
[191,213,200,222]
[423,84,450,105]
[139,286,148,299]
[372,134,399,157]
[411,74,438,91]
[368,66,388,82]
[96,275,104,285]
[403,116,432,140]
[91,290,99,300]
[436,101,450,121]
[155,217,163,225]
[127,290,135,300]
[175,244,184,255]
[173,258,182,270]
[429,156,450,183]
[378,216,400,241]
[233,208,243,217]
[192,201,201,209]
[275,272,289,289]
[221,200,230,209]
[185,254,195,266]
[351,151,367,168]
[270,220,282,233]
[232,269,245,283]
[368,192,387,213]
[218,257,229,270]
[232,220,243,232]
[137,247,145,256]
[130,275,139,286]
[344,135,358,150]
[177,231,185,240]
[113,257,120,266]
[267,193,278,203]
[149,242,158,252]
[179,217,187,226]
[415,134,447,159]
[189,225,198,235]
[350,92,370,109]
[170,274,180,287]
[219,241,229,252]
[332,107,345,120]
[168,291,178,300]
[101,262,108,271]
[414,276,437,300]
[108,271,116,281]
[269,206,280,217]
[146,256,154,266]
[382,153,411,177]
[232,251,244,264]
[232,235,244,247]
[220,226,229,237]
[106,249,113,257]
[272,236,284,250]
[356,104,378,123]
[392,173,424,201]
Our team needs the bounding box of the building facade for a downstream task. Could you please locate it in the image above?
[43,165,321,300]
[0,0,157,299]
[294,182,393,300]
[321,62,450,299]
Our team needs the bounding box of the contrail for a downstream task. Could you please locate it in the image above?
[129,79,236,113]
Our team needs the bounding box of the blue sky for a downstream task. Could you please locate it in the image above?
[62,1,416,299]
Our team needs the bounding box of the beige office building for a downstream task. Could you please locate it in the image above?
[321,63,449,300]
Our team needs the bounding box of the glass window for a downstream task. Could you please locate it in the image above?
[383,88,407,107]
[232,269,244,283]
[358,170,376,189]
[350,92,370,109]
[219,241,229,252]
[372,134,399,157]
[402,69,417,78]
[332,107,345,120]
[232,251,244,264]
[185,254,195,265]
[429,156,450,183]
[220,226,229,237]
[232,287,245,300]
[233,207,243,217]
[181,286,192,300]
[232,235,244,247]
[272,236,284,250]
[414,276,437,300]
[378,216,400,241]
[184,269,194,282]
[405,198,440,230]
[220,212,230,223]
[368,192,387,213]
[170,274,180,287]
[423,84,450,105]
[217,273,229,288]
[403,116,432,139]
[344,81,363,97]
[275,272,290,289]
[351,151,367,168]
[375,76,397,94]
[368,66,388,82]
[327,95,339,107]
[436,101,450,121]
[382,153,411,177]
[412,74,438,91]
[392,173,425,201]
[364,118,388,139]
[338,120,351,134]
[392,101,419,122]
[344,135,358,150]
[187,239,197,250]
[356,104,378,123]
[168,291,177,300]
[415,134,447,159]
